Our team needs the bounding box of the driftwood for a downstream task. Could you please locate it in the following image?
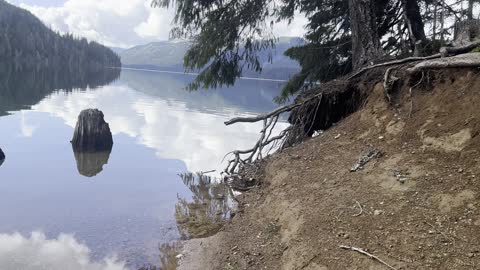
[340,245,397,270]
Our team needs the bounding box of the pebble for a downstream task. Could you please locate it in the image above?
[374,210,384,216]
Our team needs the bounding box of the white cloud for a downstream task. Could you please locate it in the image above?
[0,232,128,270]
[17,0,306,48]
[19,0,174,48]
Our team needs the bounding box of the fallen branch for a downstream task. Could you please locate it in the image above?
[340,245,397,270]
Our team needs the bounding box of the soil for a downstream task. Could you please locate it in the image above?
[178,68,480,270]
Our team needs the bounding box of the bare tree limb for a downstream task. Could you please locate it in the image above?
[225,103,298,125]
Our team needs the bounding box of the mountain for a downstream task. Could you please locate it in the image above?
[120,37,305,80]
[109,47,128,54]
[0,0,120,70]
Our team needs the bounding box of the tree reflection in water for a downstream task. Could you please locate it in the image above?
[176,172,236,239]
[138,242,181,270]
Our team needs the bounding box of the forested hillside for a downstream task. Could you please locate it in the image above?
[0,0,120,70]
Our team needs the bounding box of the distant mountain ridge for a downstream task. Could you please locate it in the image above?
[120,37,305,80]
[0,0,120,70]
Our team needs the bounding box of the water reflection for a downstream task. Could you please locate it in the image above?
[72,149,112,177]
[0,67,288,268]
[0,65,120,116]
[0,232,128,270]
[176,173,235,239]
[32,71,290,173]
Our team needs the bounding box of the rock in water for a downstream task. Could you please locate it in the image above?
[0,147,4,167]
[71,109,113,152]
[73,150,111,177]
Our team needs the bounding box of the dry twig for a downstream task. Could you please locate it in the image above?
[352,200,363,217]
[340,245,398,270]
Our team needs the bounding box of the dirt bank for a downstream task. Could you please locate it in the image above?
[179,68,480,269]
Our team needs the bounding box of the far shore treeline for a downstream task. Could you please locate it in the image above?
[0,0,121,71]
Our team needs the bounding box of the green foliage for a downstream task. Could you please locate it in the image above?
[471,47,480,53]
[153,0,465,102]
[0,0,120,71]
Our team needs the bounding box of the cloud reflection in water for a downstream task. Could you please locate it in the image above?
[0,232,129,270]
[32,81,289,173]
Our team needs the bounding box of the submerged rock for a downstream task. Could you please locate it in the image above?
[71,109,113,152]
[73,149,112,177]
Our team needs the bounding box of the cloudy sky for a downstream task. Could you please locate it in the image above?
[9,0,307,48]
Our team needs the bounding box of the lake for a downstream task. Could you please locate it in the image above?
[0,67,289,269]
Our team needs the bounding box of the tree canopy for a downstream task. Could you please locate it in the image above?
[154,0,479,102]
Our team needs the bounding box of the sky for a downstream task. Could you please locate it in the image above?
[8,0,308,48]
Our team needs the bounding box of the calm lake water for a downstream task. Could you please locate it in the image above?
[0,68,288,269]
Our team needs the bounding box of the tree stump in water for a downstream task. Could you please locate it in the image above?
[454,19,480,46]
[71,109,113,152]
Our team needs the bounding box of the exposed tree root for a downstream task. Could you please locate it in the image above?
[223,49,480,176]
[407,53,480,73]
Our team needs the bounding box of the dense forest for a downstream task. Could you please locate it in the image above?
[0,0,120,71]
[153,0,480,102]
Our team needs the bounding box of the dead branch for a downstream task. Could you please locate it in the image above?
[340,245,398,270]
[225,103,298,125]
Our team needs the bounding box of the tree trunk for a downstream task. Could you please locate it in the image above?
[433,0,438,40]
[403,0,426,43]
[440,2,445,43]
[468,0,474,20]
[454,19,480,45]
[349,0,384,70]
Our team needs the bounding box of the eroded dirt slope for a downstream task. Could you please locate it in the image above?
[180,68,480,270]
